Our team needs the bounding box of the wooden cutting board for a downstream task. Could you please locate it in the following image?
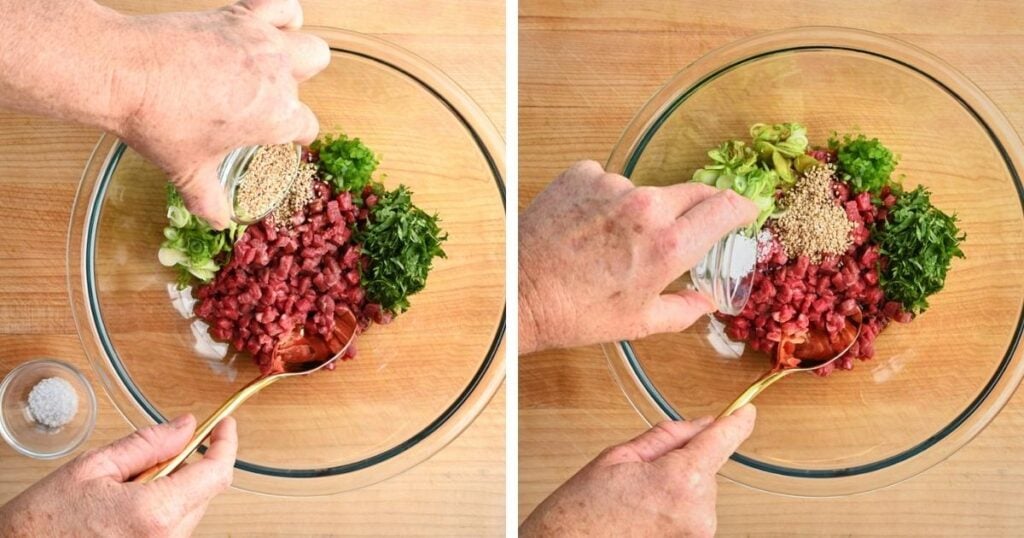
[519,1,1024,535]
[0,1,504,536]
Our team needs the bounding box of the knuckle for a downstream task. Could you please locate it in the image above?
[70,448,103,477]
[688,469,708,493]
[597,445,631,464]
[221,3,248,17]
[265,99,300,131]
[217,468,235,491]
[595,171,632,194]
[310,36,331,68]
[572,159,604,177]
[716,188,754,216]
[690,182,718,198]
[76,447,103,466]
[132,428,160,450]
[649,420,678,440]
[653,230,680,257]
[268,49,293,72]
[624,186,657,213]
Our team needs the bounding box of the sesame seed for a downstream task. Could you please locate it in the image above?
[271,161,317,227]
[773,164,853,263]
[236,144,299,219]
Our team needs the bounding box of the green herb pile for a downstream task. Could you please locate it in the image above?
[311,134,447,314]
[873,185,965,314]
[691,122,810,233]
[357,186,448,314]
[829,133,899,194]
[311,133,379,195]
[158,184,244,288]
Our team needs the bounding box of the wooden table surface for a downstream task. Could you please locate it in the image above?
[519,1,1024,535]
[0,1,504,536]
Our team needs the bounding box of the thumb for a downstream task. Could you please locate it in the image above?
[642,289,715,336]
[165,416,238,507]
[288,101,320,147]
[670,404,756,473]
[599,417,714,466]
[174,161,231,230]
[89,414,197,481]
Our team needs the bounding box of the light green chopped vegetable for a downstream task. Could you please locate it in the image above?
[750,122,809,186]
[691,123,811,234]
[160,184,243,288]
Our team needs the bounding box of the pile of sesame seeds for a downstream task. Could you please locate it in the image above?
[272,161,317,226]
[773,164,853,262]
[235,144,299,219]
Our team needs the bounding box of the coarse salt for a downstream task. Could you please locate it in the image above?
[756,228,776,263]
[27,377,78,429]
[729,234,757,279]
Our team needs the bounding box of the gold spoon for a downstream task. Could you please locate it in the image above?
[718,307,863,418]
[134,309,359,483]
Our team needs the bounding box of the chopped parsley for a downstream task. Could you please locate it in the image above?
[874,185,965,314]
[358,186,447,314]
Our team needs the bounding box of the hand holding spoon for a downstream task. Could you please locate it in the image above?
[134,308,359,483]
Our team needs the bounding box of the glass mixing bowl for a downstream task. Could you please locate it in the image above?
[67,28,505,496]
[605,27,1024,496]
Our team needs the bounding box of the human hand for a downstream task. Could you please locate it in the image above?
[518,160,759,353]
[0,415,237,538]
[520,405,757,538]
[110,0,330,228]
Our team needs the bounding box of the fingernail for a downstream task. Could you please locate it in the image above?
[169,414,192,429]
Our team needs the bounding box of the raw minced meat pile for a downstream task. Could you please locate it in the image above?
[195,182,390,375]
[159,133,447,376]
[691,123,965,375]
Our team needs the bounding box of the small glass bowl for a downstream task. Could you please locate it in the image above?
[0,359,97,459]
[219,143,303,225]
[691,231,756,315]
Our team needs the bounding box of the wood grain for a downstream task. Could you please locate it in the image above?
[0,1,504,536]
[519,1,1024,535]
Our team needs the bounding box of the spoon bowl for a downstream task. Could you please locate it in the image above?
[717,307,863,418]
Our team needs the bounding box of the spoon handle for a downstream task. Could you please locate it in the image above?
[717,368,791,419]
[134,375,279,483]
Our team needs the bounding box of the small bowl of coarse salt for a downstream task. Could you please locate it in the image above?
[0,359,97,459]
[691,230,759,316]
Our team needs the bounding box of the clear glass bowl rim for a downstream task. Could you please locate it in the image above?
[604,26,1024,497]
[67,27,506,496]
